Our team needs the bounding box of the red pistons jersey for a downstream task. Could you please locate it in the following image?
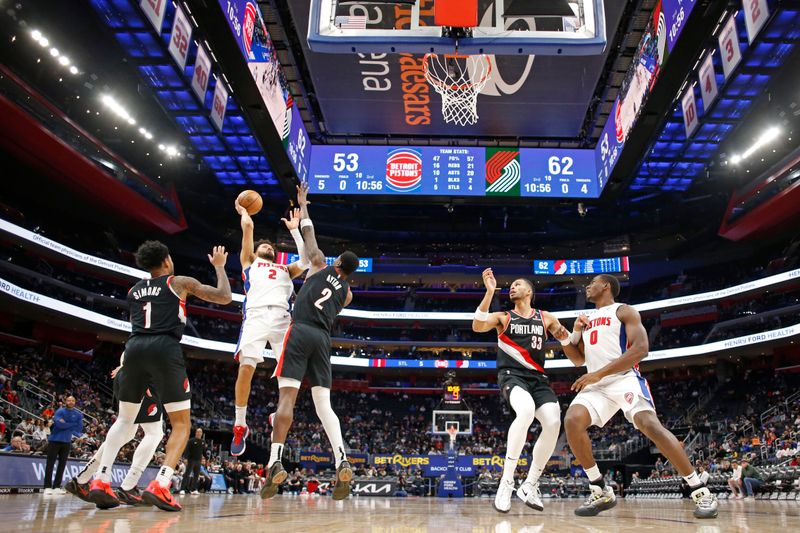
[496,309,548,374]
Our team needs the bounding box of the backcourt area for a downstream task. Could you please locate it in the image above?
[3,496,797,532]
[2,0,800,531]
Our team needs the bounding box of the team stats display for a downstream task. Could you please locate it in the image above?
[309,145,601,198]
[533,257,630,276]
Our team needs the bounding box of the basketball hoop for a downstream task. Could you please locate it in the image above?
[424,53,492,126]
[446,426,458,444]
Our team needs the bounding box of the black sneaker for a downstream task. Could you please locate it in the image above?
[117,486,144,506]
[332,460,353,501]
[64,478,91,503]
[575,485,617,516]
[260,461,288,499]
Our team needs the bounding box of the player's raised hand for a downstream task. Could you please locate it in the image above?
[281,208,301,230]
[208,246,228,268]
[574,314,590,333]
[110,365,122,379]
[553,325,570,342]
[296,182,310,207]
[482,268,497,293]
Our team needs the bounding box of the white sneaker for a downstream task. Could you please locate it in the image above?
[43,488,54,496]
[517,481,544,511]
[191,490,199,495]
[54,488,67,495]
[690,486,719,519]
[493,479,514,513]
[179,490,186,495]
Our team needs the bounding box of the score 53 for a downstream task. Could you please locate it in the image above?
[333,153,359,172]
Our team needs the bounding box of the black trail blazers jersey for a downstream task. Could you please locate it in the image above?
[127,275,187,339]
[292,265,349,332]
[496,309,548,374]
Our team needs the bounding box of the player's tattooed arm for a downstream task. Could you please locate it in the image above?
[171,246,233,304]
[236,200,256,269]
[472,268,507,333]
[296,183,327,276]
[541,311,570,342]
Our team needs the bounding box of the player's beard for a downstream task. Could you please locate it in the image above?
[257,250,276,261]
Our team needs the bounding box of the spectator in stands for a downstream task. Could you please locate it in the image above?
[2,435,30,453]
[287,474,303,495]
[728,460,743,499]
[197,458,213,493]
[43,395,82,495]
[698,464,710,486]
[477,468,494,496]
[740,459,762,499]
[15,417,35,436]
[31,419,50,451]
[180,428,206,495]
[307,474,321,495]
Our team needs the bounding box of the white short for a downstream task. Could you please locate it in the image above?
[570,371,656,430]
[234,307,291,367]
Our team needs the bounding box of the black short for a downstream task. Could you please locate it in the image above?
[274,322,331,388]
[117,335,190,409]
[498,369,558,408]
[113,375,163,424]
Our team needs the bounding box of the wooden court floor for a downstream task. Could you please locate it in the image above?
[0,493,797,532]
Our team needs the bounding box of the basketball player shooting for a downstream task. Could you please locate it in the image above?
[472,268,570,513]
[86,241,232,512]
[561,274,718,519]
[230,202,310,457]
[261,183,360,502]
[66,353,164,507]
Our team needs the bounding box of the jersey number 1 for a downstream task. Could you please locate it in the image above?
[314,288,332,310]
[143,302,152,329]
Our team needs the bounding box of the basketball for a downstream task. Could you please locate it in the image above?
[237,190,263,215]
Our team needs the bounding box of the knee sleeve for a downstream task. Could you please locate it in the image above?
[509,386,536,425]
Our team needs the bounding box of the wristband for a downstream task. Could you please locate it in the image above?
[300,219,314,229]
[570,330,582,345]
[474,308,489,321]
[559,337,572,346]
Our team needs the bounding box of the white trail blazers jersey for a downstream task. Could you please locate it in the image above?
[581,303,638,379]
[242,259,293,314]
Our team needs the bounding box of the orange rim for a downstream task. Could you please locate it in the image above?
[423,53,492,91]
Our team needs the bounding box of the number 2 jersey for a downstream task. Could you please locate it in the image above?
[242,258,294,315]
[496,309,548,374]
[127,275,186,340]
[291,265,349,333]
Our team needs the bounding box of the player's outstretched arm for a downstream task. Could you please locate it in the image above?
[344,288,353,308]
[296,182,327,276]
[171,246,233,305]
[472,268,506,333]
[560,314,588,367]
[236,201,256,269]
[282,207,310,279]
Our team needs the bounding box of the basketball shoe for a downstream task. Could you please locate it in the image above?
[691,486,719,518]
[64,478,91,502]
[332,460,353,501]
[117,486,144,506]
[87,479,120,510]
[260,461,288,499]
[493,479,514,513]
[230,425,249,456]
[575,485,616,516]
[517,481,544,511]
[142,480,182,512]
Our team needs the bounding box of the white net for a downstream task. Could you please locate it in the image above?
[424,54,492,126]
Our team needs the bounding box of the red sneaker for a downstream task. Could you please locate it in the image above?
[230,424,249,456]
[142,480,182,512]
[87,479,120,509]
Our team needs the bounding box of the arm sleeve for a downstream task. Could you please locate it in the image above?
[289,228,310,269]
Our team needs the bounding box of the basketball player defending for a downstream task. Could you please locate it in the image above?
[87,241,232,512]
[472,268,571,513]
[261,183,359,501]
[561,274,718,518]
[66,354,164,506]
[231,203,310,456]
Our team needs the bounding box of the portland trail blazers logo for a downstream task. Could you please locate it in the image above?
[184,378,191,394]
[385,149,422,192]
[485,149,520,196]
[147,404,158,417]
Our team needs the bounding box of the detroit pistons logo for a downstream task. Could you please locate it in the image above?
[624,392,634,404]
[147,404,158,417]
[614,100,625,143]
[184,378,191,393]
[385,149,422,192]
[242,3,257,58]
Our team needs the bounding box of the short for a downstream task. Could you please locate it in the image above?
[113,375,163,424]
[498,368,558,408]
[272,322,331,389]
[234,307,291,367]
[118,335,191,412]
[570,371,656,430]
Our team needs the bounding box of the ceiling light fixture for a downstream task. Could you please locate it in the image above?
[729,127,780,165]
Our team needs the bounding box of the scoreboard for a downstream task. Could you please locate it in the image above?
[534,257,630,275]
[308,145,601,198]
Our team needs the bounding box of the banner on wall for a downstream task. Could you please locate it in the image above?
[0,453,158,488]
[718,16,742,79]
[698,53,719,111]
[140,0,167,33]
[210,79,229,131]
[681,87,699,138]
[168,4,193,70]
[743,0,769,43]
[191,45,213,103]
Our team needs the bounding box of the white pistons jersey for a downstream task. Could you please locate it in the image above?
[242,259,293,314]
[582,303,634,379]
